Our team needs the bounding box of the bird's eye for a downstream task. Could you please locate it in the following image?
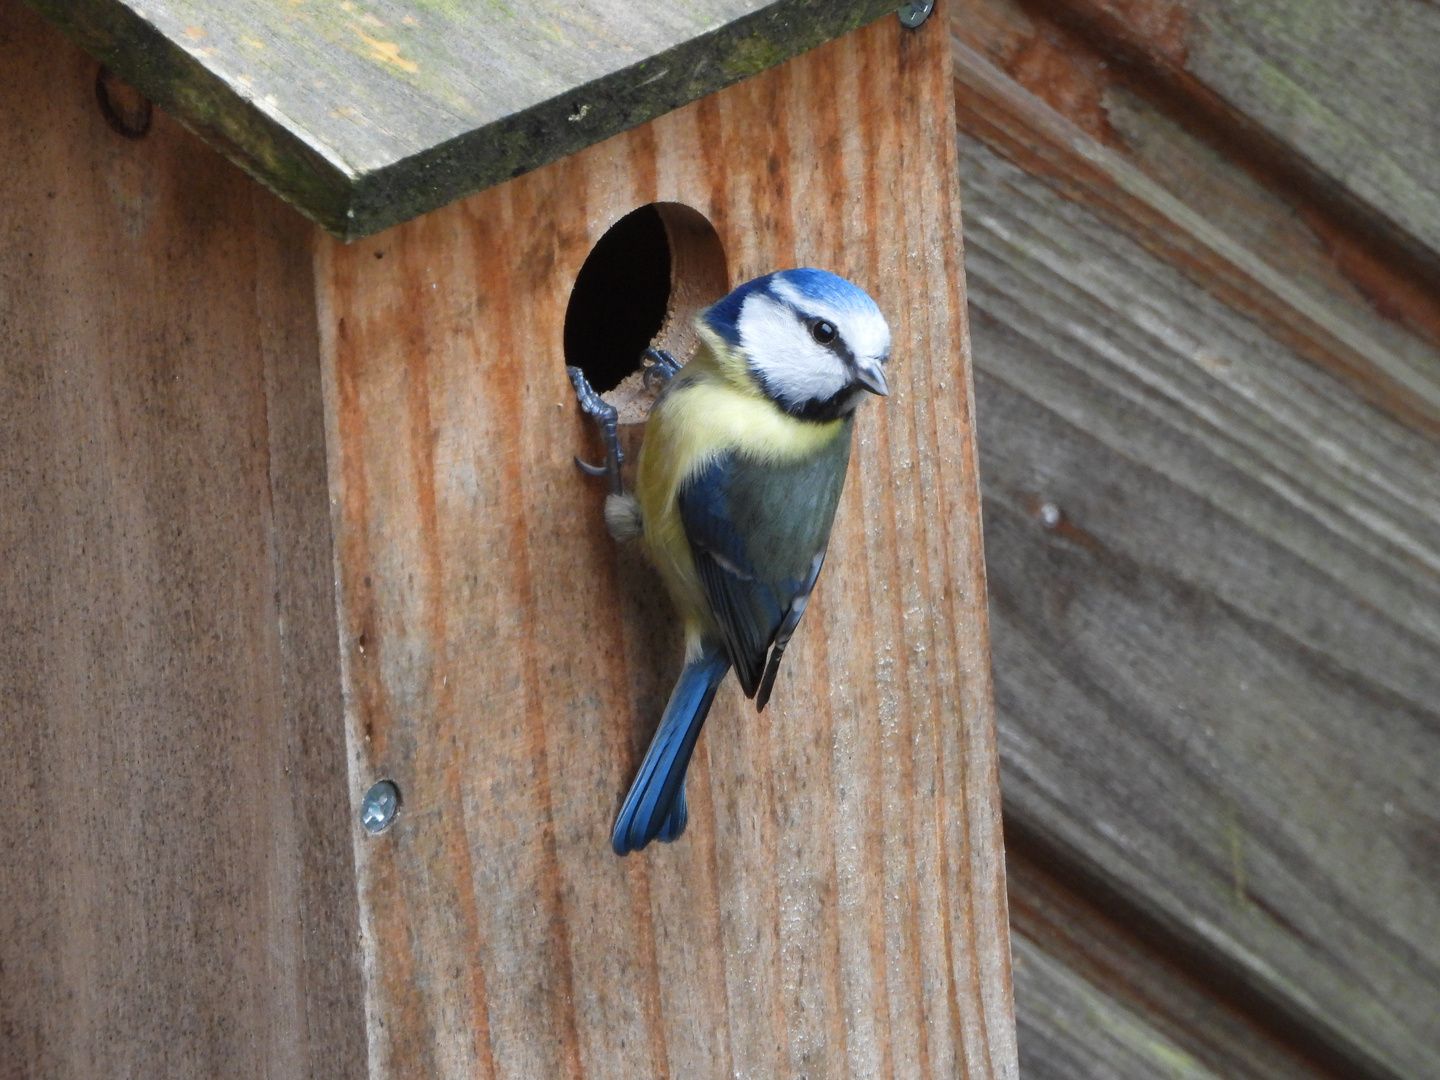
[809,318,838,345]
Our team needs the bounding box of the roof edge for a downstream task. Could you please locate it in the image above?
[28,0,899,240]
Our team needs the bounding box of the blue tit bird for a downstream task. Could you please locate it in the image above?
[569,268,890,855]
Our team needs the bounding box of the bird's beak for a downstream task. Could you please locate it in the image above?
[853,358,889,397]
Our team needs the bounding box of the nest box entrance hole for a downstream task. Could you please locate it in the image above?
[564,203,728,423]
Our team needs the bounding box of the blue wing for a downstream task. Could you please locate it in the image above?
[678,423,852,705]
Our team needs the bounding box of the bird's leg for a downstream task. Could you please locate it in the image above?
[567,366,625,497]
[642,348,683,389]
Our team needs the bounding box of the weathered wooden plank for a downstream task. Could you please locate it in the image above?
[949,29,1440,438]
[1015,935,1292,1080]
[1017,937,1232,1080]
[951,9,1440,1074]
[1094,81,1440,402]
[950,0,1440,413]
[0,3,363,1077]
[1019,0,1440,277]
[25,0,896,238]
[955,71,1440,1080]
[1009,845,1344,1080]
[317,6,1016,1077]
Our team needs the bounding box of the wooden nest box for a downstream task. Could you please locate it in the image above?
[2,0,1015,1075]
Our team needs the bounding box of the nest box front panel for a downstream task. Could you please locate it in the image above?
[317,7,1015,1079]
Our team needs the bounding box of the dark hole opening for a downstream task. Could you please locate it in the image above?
[563,205,672,393]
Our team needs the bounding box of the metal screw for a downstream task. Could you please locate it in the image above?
[1038,502,1063,531]
[360,779,401,834]
[898,0,936,28]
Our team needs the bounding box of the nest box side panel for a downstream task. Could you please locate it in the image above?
[0,4,364,1077]
[317,4,1016,1078]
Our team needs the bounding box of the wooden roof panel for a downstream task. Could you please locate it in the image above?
[30,0,896,237]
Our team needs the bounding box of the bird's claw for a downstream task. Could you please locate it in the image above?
[567,366,626,497]
[642,348,682,390]
[568,366,618,422]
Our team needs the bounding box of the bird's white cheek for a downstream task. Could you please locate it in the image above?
[738,296,849,402]
[754,341,849,403]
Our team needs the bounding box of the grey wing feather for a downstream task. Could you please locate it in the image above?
[678,422,852,703]
[690,547,774,695]
[754,549,826,711]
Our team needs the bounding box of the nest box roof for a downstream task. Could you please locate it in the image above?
[35,0,897,239]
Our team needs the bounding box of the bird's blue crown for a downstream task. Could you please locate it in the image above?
[702,269,883,348]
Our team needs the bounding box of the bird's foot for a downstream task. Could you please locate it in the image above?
[567,366,626,497]
[642,348,683,390]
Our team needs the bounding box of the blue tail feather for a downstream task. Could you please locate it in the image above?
[656,782,687,843]
[612,644,730,855]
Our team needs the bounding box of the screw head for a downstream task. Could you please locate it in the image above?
[898,0,936,28]
[360,779,401,834]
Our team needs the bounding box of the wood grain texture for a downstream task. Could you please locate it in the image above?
[1008,844,1345,1080]
[1016,936,1246,1080]
[317,5,1016,1078]
[950,0,1440,399]
[950,30,1440,438]
[1093,81,1440,392]
[1014,932,1320,1080]
[952,47,1440,1080]
[25,0,895,238]
[0,3,363,1077]
[1019,0,1440,277]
